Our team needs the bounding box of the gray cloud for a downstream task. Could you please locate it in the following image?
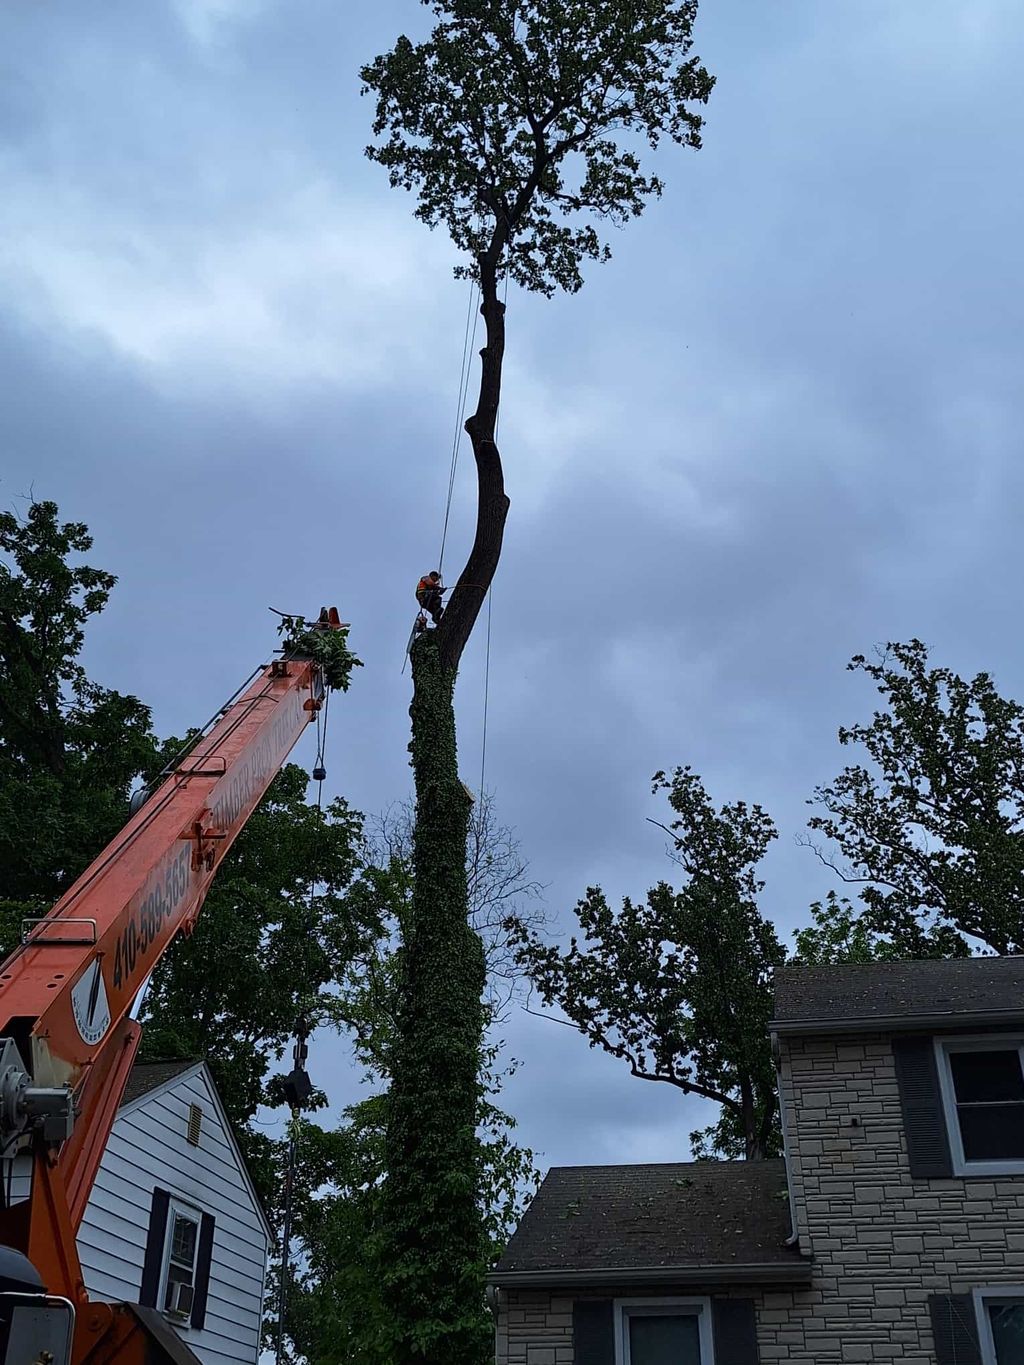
[3,0,1024,1171]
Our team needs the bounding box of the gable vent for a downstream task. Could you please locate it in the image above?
[186,1103,203,1147]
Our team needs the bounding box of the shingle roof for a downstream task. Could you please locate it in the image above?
[121,1059,199,1107]
[772,956,1024,1034]
[493,1160,805,1284]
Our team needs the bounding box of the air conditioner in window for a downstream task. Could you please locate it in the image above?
[165,1281,195,1319]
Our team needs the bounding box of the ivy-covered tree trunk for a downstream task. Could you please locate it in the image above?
[381,634,489,1362]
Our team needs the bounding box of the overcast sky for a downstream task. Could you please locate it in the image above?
[3,0,1024,1172]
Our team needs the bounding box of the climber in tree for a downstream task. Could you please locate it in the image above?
[415,570,446,626]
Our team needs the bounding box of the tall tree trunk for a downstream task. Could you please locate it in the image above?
[437,252,511,673]
[381,635,488,1361]
[380,249,509,1363]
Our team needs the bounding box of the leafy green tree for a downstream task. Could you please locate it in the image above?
[513,768,786,1160]
[287,1048,537,1365]
[806,639,1024,957]
[0,501,157,940]
[791,891,906,966]
[139,763,383,1203]
[280,796,542,1361]
[0,507,378,1174]
[362,3,713,1354]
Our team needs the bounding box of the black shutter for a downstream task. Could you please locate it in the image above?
[892,1036,953,1178]
[929,1293,982,1365]
[190,1213,216,1329]
[139,1188,170,1308]
[573,1299,614,1365]
[712,1297,760,1364]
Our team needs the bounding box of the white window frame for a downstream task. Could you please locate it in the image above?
[613,1296,713,1365]
[934,1035,1024,1177]
[972,1285,1024,1365]
[159,1199,202,1323]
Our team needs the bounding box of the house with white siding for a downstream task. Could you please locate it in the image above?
[75,1059,273,1365]
[78,1059,271,1365]
[10,1059,270,1362]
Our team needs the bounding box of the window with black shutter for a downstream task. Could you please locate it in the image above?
[567,1296,762,1364]
[571,1295,760,1364]
[936,1038,1024,1175]
[139,1190,215,1330]
[893,1037,953,1178]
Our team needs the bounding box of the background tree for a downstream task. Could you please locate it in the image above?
[0,500,156,940]
[139,761,382,1203]
[0,499,386,1296]
[362,4,713,1354]
[370,790,547,1013]
[513,768,785,1160]
[286,1047,537,1365]
[806,639,1024,957]
[279,796,542,1361]
[791,891,905,966]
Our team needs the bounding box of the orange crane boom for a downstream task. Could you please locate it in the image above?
[0,626,340,1365]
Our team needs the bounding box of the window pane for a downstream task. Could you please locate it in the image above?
[957,1104,1024,1161]
[950,1050,1024,1104]
[628,1314,701,1365]
[171,1216,198,1266]
[990,1302,1024,1364]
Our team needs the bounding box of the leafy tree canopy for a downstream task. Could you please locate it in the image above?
[791,891,907,966]
[280,792,541,1363]
[513,767,786,1160]
[139,761,383,1202]
[807,639,1024,957]
[287,1046,537,1365]
[0,501,156,924]
[361,0,714,294]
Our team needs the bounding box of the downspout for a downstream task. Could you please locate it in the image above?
[773,1031,802,1248]
[487,1284,504,1365]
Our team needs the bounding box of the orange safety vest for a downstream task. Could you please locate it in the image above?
[417,576,438,595]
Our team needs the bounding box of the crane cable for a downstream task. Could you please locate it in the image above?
[276,679,330,1365]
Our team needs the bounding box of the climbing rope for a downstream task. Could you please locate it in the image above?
[407,255,507,806]
[402,278,480,675]
[476,261,510,799]
[439,280,481,575]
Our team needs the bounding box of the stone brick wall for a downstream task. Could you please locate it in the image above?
[495,1028,1024,1363]
[494,1285,796,1365]
[493,1289,572,1365]
[777,1028,1024,1363]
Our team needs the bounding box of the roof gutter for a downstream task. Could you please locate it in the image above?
[487,1261,813,1290]
[770,1007,1024,1037]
